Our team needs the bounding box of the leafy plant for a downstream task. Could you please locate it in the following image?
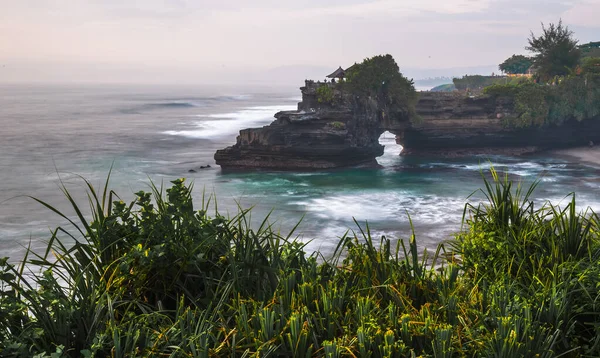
[3,170,600,356]
[316,85,335,105]
[499,54,533,75]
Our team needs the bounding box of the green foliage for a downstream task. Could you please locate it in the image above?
[484,72,600,127]
[453,75,506,91]
[527,20,581,81]
[452,167,600,355]
[512,83,551,127]
[4,171,600,356]
[316,85,334,105]
[328,121,345,130]
[345,54,418,118]
[499,54,533,74]
[549,72,600,122]
[580,41,600,58]
[581,57,600,75]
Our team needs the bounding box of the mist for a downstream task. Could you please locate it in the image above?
[1,0,599,85]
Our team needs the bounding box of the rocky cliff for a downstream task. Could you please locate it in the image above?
[214,81,406,170]
[214,83,600,170]
[399,92,600,156]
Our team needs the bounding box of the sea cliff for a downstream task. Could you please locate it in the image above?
[214,80,407,169]
[215,82,600,170]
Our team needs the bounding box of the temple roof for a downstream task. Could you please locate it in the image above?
[326,66,345,78]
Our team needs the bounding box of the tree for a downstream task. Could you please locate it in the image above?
[526,20,581,81]
[345,54,417,115]
[499,55,533,74]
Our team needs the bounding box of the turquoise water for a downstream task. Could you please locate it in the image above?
[1,83,600,259]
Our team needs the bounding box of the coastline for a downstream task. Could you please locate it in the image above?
[548,146,600,167]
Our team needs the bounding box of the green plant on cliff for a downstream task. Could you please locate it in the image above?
[484,70,600,127]
[580,41,600,58]
[581,57,600,75]
[550,71,600,123]
[328,121,345,129]
[453,75,506,92]
[499,54,533,75]
[345,54,418,118]
[316,85,334,104]
[513,83,551,127]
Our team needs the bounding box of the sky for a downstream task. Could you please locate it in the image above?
[0,0,599,84]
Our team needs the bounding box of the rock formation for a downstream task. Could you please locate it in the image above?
[214,81,407,170]
[215,82,600,170]
[400,92,600,156]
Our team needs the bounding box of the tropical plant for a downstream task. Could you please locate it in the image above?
[3,170,600,356]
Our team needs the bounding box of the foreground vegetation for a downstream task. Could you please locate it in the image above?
[3,170,600,357]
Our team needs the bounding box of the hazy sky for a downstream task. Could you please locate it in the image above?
[1,0,599,84]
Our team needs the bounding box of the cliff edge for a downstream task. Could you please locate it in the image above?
[214,80,403,169]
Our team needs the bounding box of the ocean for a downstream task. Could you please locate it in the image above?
[1,83,600,260]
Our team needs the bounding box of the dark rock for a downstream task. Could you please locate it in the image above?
[215,82,600,170]
[215,81,402,170]
[188,169,197,173]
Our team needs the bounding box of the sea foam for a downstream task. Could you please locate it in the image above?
[163,105,296,139]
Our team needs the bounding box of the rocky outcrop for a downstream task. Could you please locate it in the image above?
[398,92,600,156]
[215,83,600,170]
[214,81,405,170]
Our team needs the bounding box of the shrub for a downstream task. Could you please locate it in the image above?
[328,121,345,129]
[345,54,418,118]
[484,74,600,127]
[453,75,506,91]
[316,85,334,104]
[3,171,600,356]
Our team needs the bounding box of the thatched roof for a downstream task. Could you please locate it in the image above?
[326,66,345,78]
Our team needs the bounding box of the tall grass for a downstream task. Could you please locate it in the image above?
[2,169,600,356]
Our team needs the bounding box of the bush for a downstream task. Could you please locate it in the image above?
[485,74,600,127]
[328,121,345,129]
[453,75,506,91]
[345,54,418,118]
[3,171,600,356]
[316,85,334,104]
[484,83,550,127]
[483,83,519,97]
[581,57,600,75]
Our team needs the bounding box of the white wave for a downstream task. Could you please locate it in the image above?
[293,191,467,225]
[223,94,252,101]
[163,105,296,139]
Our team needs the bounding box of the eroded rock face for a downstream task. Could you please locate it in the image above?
[214,81,404,170]
[399,92,600,156]
[214,84,600,170]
